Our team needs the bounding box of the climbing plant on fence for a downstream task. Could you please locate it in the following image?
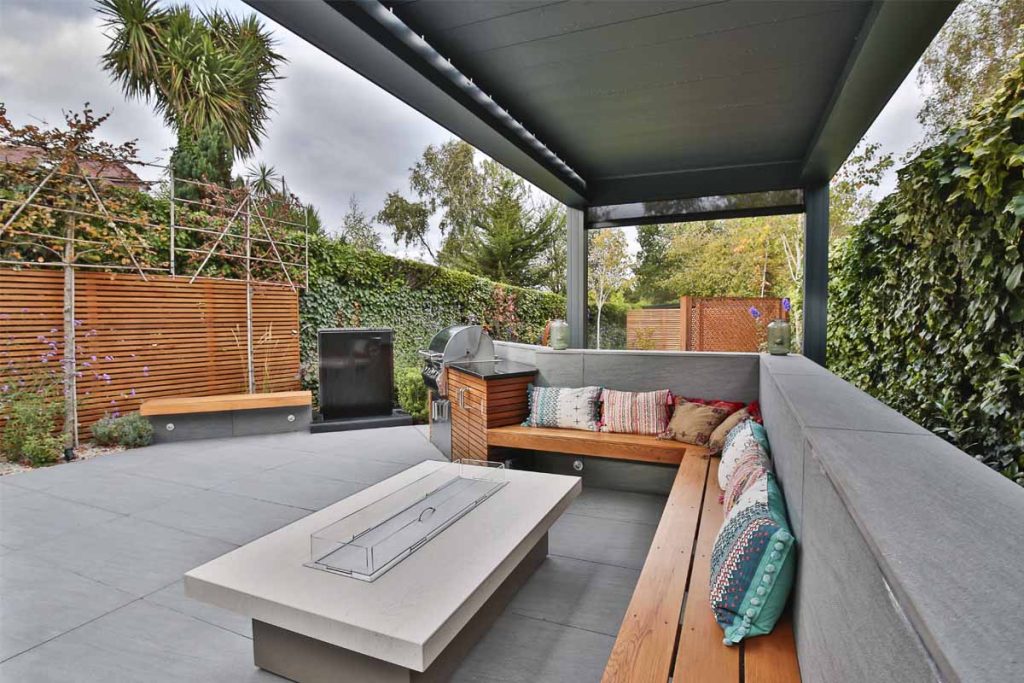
[828,54,1024,483]
[300,236,566,404]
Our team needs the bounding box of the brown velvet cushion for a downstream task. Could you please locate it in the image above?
[662,400,729,445]
[708,407,751,454]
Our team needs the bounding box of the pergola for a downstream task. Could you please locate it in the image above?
[248,0,957,364]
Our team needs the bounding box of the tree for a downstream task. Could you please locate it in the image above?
[536,201,567,294]
[631,224,681,303]
[917,0,1024,140]
[98,0,284,192]
[449,163,560,286]
[588,230,632,349]
[829,141,894,238]
[339,196,383,252]
[376,140,485,265]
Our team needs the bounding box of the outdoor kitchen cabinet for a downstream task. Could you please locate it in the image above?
[447,364,536,461]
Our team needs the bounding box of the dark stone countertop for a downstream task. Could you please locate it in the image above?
[446,359,538,380]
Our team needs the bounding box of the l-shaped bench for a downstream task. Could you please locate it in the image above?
[486,422,801,681]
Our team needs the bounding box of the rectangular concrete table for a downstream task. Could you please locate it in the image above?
[185,461,581,682]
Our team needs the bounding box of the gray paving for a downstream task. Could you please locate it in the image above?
[0,426,660,682]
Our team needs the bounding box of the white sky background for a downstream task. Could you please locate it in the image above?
[0,0,931,261]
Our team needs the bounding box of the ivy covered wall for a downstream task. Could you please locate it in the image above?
[828,56,1024,483]
[300,236,565,400]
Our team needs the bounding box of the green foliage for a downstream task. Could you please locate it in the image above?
[588,229,632,349]
[829,54,1024,483]
[91,411,154,448]
[829,141,894,238]
[338,196,383,252]
[300,236,565,398]
[171,124,233,194]
[396,367,428,422]
[0,382,64,466]
[98,0,284,158]
[449,163,563,287]
[917,0,1024,141]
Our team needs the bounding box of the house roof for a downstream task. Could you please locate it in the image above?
[247,0,955,208]
[0,146,145,189]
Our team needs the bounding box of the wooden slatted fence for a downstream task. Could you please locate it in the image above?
[626,296,784,352]
[1,268,299,437]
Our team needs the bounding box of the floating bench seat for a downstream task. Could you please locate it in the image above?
[487,424,701,465]
[141,390,312,443]
[602,451,800,682]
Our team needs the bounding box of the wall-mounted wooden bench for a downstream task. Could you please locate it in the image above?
[602,452,800,682]
[141,391,312,443]
[487,425,695,465]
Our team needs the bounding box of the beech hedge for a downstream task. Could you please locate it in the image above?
[828,55,1024,483]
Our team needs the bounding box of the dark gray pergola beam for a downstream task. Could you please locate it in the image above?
[803,183,829,366]
[586,189,805,230]
[246,0,588,207]
[800,1,957,185]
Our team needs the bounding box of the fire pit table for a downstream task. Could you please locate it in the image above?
[184,460,580,683]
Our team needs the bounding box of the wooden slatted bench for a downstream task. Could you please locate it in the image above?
[602,451,801,682]
[141,391,312,443]
[487,424,693,465]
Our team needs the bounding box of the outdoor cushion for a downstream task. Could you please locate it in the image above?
[710,470,795,646]
[708,407,752,454]
[661,400,729,446]
[522,385,602,431]
[718,420,763,489]
[681,396,746,415]
[722,446,771,515]
[599,388,672,435]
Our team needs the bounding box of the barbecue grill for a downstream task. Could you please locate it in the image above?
[420,325,495,458]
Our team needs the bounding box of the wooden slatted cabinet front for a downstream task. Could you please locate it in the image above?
[447,367,535,461]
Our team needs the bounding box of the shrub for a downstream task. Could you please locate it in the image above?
[91,411,154,448]
[829,54,1024,483]
[0,383,64,466]
[396,366,429,422]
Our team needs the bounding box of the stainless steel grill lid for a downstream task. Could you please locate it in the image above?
[426,325,495,363]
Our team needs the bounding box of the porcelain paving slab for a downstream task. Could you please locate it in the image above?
[26,516,236,597]
[0,601,280,682]
[214,468,368,511]
[274,452,410,485]
[185,461,580,673]
[450,611,615,683]
[134,488,310,545]
[0,489,121,550]
[0,553,136,660]
[24,470,198,515]
[548,511,658,570]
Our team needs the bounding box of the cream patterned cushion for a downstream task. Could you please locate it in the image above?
[522,385,602,431]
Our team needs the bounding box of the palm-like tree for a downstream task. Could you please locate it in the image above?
[97,0,284,160]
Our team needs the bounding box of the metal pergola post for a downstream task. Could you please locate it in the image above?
[803,182,830,366]
[566,207,587,348]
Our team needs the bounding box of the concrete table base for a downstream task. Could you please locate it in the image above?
[252,534,549,683]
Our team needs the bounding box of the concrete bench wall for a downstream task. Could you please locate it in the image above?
[760,354,1024,682]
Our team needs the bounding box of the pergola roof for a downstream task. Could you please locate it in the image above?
[248,0,955,208]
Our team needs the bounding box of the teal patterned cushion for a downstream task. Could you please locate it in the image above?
[709,470,795,645]
[522,385,602,431]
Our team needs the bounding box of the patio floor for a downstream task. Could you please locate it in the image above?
[0,426,664,682]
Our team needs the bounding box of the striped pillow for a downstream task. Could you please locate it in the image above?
[599,389,673,435]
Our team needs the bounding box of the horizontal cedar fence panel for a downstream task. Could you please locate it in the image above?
[626,308,681,351]
[1,268,300,437]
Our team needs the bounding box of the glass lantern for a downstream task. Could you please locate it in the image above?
[766,319,791,355]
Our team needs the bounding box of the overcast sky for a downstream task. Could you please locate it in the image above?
[1,0,931,260]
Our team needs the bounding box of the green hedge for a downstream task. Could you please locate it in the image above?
[828,55,1024,483]
[300,237,565,410]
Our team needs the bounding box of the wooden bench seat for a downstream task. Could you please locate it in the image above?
[487,424,703,465]
[602,452,800,682]
[140,390,311,416]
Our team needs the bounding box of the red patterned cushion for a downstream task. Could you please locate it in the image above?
[680,396,746,415]
[599,389,672,435]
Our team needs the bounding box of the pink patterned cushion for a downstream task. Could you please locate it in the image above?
[599,389,672,435]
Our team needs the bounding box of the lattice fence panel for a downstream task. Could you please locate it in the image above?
[689,297,784,352]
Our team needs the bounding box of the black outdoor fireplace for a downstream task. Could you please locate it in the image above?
[311,328,413,433]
